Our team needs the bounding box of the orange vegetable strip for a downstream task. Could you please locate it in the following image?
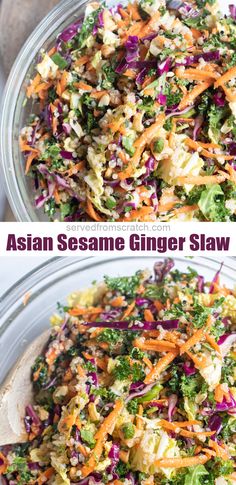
[214,66,236,88]
[75,81,93,91]
[26,73,41,97]
[68,306,103,316]
[159,419,201,429]
[143,356,153,369]
[127,2,142,20]
[209,440,229,460]
[140,11,161,37]
[176,175,227,186]
[178,81,213,110]
[119,450,130,463]
[20,144,39,154]
[75,55,90,66]
[25,153,38,175]
[111,296,124,307]
[154,455,210,468]
[180,430,215,438]
[133,114,165,150]
[221,84,236,102]
[0,452,8,475]
[185,137,234,160]
[186,350,207,369]
[144,309,155,322]
[90,90,109,99]
[81,400,123,477]
[176,68,219,81]
[122,301,136,319]
[134,338,177,351]
[205,333,221,355]
[226,162,236,183]
[119,114,165,181]
[144,350,178,384]
[180,328,205,355]
[86,200,104,222]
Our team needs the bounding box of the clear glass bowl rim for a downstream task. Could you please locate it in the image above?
[0,0,89,221]
[1,255,236,332]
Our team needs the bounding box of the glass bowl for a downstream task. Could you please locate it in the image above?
[1,255,236,387]
[0,0,99,221]
[0,0,231,221]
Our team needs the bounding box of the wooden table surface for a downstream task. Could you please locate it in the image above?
[0,0,59,220]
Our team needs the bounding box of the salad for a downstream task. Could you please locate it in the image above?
[20,0,236,222]
[1,259,236,484]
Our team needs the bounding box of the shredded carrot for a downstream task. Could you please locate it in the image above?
[176,174,227,186]
[221,84,236,102]
[159,419,201,429]
[0,453,8,475]
[134,337,177,352]
[154,300,164,312]
[143,356,153,369]
[25,152,38,175]
[36,468,54,485]
[154,454,210,468]
[86,200,104,222]
[26,73,41,98]
[53,188,61,205]
[226,162,236,183]
[179,430,215,438]
[214,384,231,403]
[205,333,221,355]
[111,296,124,307]
[81,400,123,477]
[209,440,229,460]
[75,81,93,91]
[184,137,234,160]
[214,66,236,88]
[136,404,144,430]
[77,442,89,457]
[186,350,207,369]
[75,55,90,66]
[144,309,155,321]
[122,301,136,319]
[178,81,213,110]
[144,350,178,384]
[127,2,141,20]
[140,11,161,38]
[69,306,103,316]
[180,328,205,355]
[119,114,165,181]
[123,69,137,79]
[91,89,109,99]
[176,67,219,81]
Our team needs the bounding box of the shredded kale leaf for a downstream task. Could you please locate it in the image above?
[113,356,145,382]
[7,456,32,485]
[198,184,230,222]
[104,272,141,298]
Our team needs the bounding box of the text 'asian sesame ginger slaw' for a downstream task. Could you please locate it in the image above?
[20,0,236,222]
[1,260,236,484]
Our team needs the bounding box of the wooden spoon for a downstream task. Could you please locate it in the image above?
[0,329,50,446]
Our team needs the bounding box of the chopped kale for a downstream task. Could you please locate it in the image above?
[121,422,135,439]
[104,272,141,298]
[113,356,145,382]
